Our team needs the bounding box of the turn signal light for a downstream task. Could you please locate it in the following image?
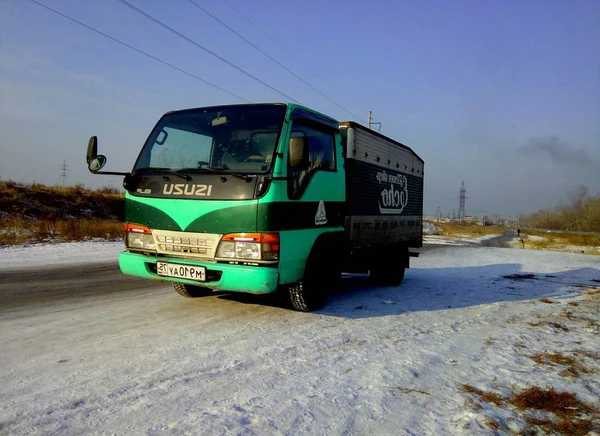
[123,223,152,234]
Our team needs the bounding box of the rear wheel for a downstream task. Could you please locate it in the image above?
[288,248,341,312]
[370,264,405,286]
[172,282,213,298]
[370,245,407,286]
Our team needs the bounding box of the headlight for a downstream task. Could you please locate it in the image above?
[215,241,236,258]
[127,233,156,250]
[216,233,279,261]
[235,241,261,259]
[123,222,156,251]
[215,241,261,260]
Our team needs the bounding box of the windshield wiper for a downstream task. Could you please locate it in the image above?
[134,167,191,181]
[177,167,252,181]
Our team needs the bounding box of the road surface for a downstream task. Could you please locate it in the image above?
[0,261,164,309]
[480,230,518,248]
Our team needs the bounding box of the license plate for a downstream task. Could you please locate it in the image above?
[156,262,206,281]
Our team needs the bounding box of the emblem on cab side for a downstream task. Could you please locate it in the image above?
[315,199,328,225]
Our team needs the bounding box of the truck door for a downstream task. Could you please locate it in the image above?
[287,121,338,201]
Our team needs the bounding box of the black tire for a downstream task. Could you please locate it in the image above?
[288,248,342,312]
[172,282,213,298]
[370,245,407,286]
[370,264,405,286]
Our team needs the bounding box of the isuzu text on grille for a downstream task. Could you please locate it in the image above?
[163,184,213,196]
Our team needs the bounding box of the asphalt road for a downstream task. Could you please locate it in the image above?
[480,230,518,248]
[0,261,164,309]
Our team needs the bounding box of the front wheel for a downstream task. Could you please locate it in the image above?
[288,249,341,312]
[172,282,213,298]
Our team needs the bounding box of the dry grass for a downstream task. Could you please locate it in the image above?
[513,387,598,435]
[524,416,594,436]
[512,386,596,417]
[460,384,503,406]
[530,352,588,378]
[552,419,594,436]
[484,418,502,430]
[430,222,505,238]
[526,229,600,246]
[520,229,600,255]
[460,383,599,434]
[0,180,124,245]
[550,322,570,332]
[0,218,123,245]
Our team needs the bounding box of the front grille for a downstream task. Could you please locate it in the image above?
[157,235,210,255]
[152,230,221,260]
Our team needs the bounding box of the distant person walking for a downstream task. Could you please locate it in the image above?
[517,228,521,238]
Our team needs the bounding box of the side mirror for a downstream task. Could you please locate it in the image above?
[84,135,129,177]
[289,137,309,169]
[88,155,107,173]
[87,136,98,164]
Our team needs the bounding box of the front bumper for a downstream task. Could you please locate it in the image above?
[118,251,279,294]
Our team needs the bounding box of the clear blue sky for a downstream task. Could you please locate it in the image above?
[1,0,599,218]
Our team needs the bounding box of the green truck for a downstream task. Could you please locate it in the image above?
[86,103,424,311]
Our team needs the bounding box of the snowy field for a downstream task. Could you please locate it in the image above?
[1,240,599,434]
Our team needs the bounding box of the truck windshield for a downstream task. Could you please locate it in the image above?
[133,105,287,174]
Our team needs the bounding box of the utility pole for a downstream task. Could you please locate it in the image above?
[367,111,381,131]
[61,160,68,189]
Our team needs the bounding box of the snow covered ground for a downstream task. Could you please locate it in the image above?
[1,240,599,434]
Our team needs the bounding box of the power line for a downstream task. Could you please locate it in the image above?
[116,0,299,103]
[219,0,369,124]
[27,0,250,102]
[186,0,366,123]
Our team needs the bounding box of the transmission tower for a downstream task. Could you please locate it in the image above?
[458,181,467,219]
[61,160,68,188]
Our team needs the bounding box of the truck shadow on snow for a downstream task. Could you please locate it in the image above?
[319,264,600,319]
[215,263,599,319]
